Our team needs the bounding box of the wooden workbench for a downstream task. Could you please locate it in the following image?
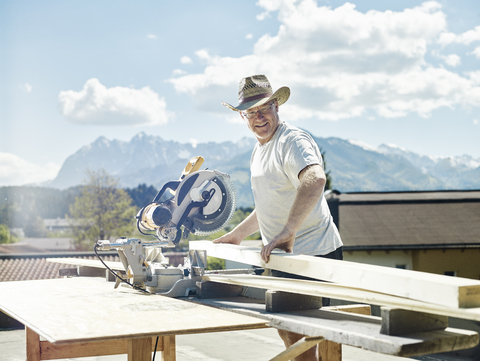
[44,252,480,360]
[0,277,268,361]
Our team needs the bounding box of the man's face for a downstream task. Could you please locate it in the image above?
[241,100,280,145]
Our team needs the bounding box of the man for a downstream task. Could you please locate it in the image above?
[214,74,342,360]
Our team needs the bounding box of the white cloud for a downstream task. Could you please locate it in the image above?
[245,34,253,40]
[173,69,187,76]
[432,50,461,67]
[0,153,60,186]
[181,56,192,64]
[442,54,461,67]
[474,119,479,125]
[168,0,480,121]
[58,78,171,126]
[189,139,198,148]
[472,46,480,59]
[195,49,211,61]
[147,34,157,39]
[438,25,480,46]
[21,83,32,93]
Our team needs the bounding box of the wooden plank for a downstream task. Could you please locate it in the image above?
[201,273,480,322]
[0,277,267,345]
[269,336,324,361]
[190,241,480,308]
[47,257,124,271]
[196,297,479,357]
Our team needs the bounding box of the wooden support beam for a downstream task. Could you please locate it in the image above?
[318,305,371,360]
[26,325,163,361]
[58,268,78,277]
[26,327,40,361]
[162,335,176,361]
[269,336,324,361]
[191,241,480,308]
[323,304,371,316]
[128,337,153,361]
[77,266,106,277]
[266,290,323,313]
[196,281,244,299]
[380,307,448,336]
[42,339,127,359]
[318,339,341,361]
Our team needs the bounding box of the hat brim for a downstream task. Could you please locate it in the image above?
[222,86,290,112]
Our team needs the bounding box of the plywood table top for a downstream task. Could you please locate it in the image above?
[0,277,267,344]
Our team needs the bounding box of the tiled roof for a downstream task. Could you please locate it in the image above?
[0,254,120,282]
[0,244,46,254]
[326,190,480,249]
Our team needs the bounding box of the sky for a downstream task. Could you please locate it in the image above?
[1,0,479,187]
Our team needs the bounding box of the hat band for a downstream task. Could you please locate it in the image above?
[239,92,272,105]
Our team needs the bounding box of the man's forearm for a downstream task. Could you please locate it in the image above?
[232,209,260,239]
[284,165,325,236]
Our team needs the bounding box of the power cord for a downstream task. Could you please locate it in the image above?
[93,243,149,294]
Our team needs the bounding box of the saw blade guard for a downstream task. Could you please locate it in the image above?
[173,169,237,236]
[189,171,237,236]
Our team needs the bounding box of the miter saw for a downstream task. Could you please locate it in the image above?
[94,156,237,297]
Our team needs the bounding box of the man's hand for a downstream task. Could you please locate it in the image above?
[213,209,260,246]
[260,227,295,263]
[212,232,242,245]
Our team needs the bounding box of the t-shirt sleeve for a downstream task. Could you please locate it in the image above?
[283,134,323,188]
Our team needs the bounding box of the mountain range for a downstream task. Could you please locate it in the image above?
[47,132,480,207]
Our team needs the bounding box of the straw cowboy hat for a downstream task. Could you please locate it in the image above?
[222,74,290,112]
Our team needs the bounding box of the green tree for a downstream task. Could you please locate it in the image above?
[68,169,137,251]
[0,195,16,228]
[125,184,158,208]
[0,224,18,244]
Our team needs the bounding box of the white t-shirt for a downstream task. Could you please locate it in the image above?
[250,122,342,255]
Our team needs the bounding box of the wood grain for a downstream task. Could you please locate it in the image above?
[0,277,267,344]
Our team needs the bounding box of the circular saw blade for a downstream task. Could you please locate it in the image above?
[192,171,237,236]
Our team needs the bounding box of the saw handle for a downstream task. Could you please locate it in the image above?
[181,156,204,179]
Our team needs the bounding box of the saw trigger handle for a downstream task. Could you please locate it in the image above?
[181,156,204,179]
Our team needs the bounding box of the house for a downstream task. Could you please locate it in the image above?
[43,218,71,233]
[325,189,480,280]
